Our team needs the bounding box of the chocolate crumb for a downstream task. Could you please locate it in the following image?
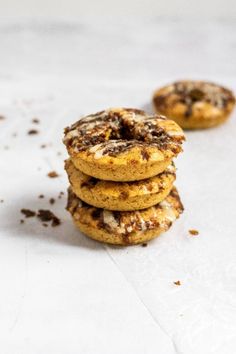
[142,243,148,247]
[21,209,36,218]
[174,280,181,286]
[40,144,47,148]
[58,191,64,199]
[38,194,44,199]
[0,199,4,203]
[0,115,5,120]
[32,118,40,124]
[28,129,38,135]
[47,171,59,178]
[37,209,61,227]
[49,198,55,205]
[42,223,48,227]
[52,217,61,227]
[37,209,54,221]
[189,229,199,236]
[20,219,24,224]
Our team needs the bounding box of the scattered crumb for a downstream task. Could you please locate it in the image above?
[174,280,181,286]
[37,209,61,227]
[47,171,59,178]
[142,243,148,247]
[49,198,55,205]
[51,217,61,227]
[189,229,199,236]
[0,199,4,203]
[21,208,36,218]
[20,207,61,227]
[32,118,40,124]
[28,129,39,135]
[12,132,17,137]
[0,115,5,120]
[38,194,44,199]
[58,191,64,199]
[40,144,47,148]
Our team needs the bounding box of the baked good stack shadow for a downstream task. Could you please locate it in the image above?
[63,108,185,245]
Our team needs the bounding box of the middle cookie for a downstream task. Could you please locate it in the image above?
[65,159,176,211]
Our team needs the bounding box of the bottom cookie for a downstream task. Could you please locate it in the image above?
[66,186,183,245]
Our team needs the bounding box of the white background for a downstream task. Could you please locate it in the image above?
[0,0,235,18]
[0,1,236,354]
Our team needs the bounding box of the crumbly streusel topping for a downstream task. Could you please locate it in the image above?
[64,108,184,158]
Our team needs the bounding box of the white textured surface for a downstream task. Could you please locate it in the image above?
[0,19,236,354]
[1,0,236,18]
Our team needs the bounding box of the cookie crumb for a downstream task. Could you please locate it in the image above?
[52,217,61,227]
[47,171,59,178]
[40,144,47,148]
[28,129,39,135]
[21,209,36,218]
[38,194,44,199]
[49,198,55,205]
[0,115,5,120]
[20,219,24,224]
[189,229,199,236]
[37,209,61,227]
[58,191,64,199]
[32,118,40,124]
[42,223,48,227]
[0,199,4,203]
[142,243,148,247]
[174,280,181,286]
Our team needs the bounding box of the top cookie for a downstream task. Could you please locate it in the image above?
[153,80,235,129]
[63,108,184,181]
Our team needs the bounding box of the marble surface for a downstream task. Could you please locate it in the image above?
[0,18,236,354]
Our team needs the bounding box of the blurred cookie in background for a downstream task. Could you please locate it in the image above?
[153,80,235,129]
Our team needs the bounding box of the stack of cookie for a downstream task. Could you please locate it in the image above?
[63,108,185,245]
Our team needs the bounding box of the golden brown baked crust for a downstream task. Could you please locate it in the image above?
[63,108,184,181]
[153,80,235,129]
[66,186,184,245]
[65,159,176,211]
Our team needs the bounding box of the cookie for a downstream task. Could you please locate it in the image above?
[65,159,176,211]
[153,80,235,129]
[66,186,184,245]
[63,108,184,181]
